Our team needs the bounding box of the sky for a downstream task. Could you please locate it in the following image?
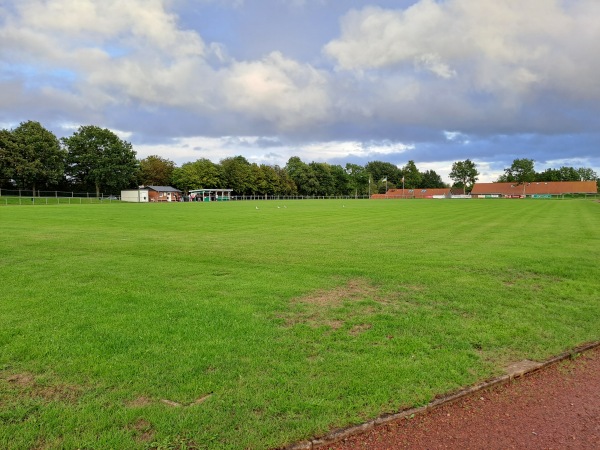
[1,0,599,183]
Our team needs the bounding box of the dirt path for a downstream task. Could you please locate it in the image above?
[328,346,600,449]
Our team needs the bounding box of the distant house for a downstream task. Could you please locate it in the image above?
[470,181,597,198]
[371,188,451,199]
[121,186,182,203]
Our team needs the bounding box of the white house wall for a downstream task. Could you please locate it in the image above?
[121,190,150,202]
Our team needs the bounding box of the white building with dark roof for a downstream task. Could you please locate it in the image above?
[121,186,182,202]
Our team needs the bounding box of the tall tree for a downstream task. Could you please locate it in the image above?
[365,161,402,186]
[221,156,253,195]
[63,125,138,196]
[285,156,319,196]
[329,164,351,196]
[576,167,598,182]
[345,163,369,198]
[401,160,422,190]
[9,121,65,195]
[558,166,580,181]
[250,163,264,195]
[0,129,18,187]
[273,165,297,195]
[420,169,447,189]
[503,158,536,189]
[257,164,280,196]
[138,155,175,186]
[309,162,335,196]
[172,162,202,192]
[535,168,561,182]
[172,158,222,192]
[449,159,479,194]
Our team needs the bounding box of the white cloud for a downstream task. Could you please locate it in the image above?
[1,0,334,130]
[470,160,503,183]
[0,0,211,110]
[134,135,414,168]
[221,51,331,130]
[325,0,600,100]
[2,0,599,178]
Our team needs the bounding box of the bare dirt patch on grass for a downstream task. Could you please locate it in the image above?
[126,396,153,408]
[6,372,35,387]
[128,418,155,444]
[279,279,427,335]
[349,324,373,336]
[279,279,380,332]
[2,371,82,403]
[293,278,380,308]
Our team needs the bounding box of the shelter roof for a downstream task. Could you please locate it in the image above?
[188,188,233,193]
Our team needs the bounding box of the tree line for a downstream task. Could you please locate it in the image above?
[1,121,598,196]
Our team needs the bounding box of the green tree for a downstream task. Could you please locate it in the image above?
[138,155,175,186]
[9,121,65,195]
[535,168,561,182]
[309,162,335,196]
[345,163,369,198]
[285,156,319,196]
[249,163,263,195]
[420,169,447,188]
[257,164,280,196]
[365,161,402,186]
[503,159,536,190]
[273,165,297,195]
[558,166,580,181]
[63,125,138,197]
[172,162,201,192]
[576,167,598,181]
[449,159,479,194]
[329,164,351,196]
[401,160,422,190]
[0,128,18,187]
[172,158,222,192]
[221,156,253,195]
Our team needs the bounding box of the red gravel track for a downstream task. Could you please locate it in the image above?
[329,346,600,449]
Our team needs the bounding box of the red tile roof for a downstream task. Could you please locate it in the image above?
[471,181,597,196]
[371,188,451,199]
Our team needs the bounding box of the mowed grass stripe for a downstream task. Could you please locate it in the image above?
[0,199,599,449]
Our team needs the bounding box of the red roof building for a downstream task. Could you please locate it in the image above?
[470,181,597,198]
[371,188,451,199]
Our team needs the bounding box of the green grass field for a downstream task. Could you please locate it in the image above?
[1,199,599,449]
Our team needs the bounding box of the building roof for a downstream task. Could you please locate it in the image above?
[145,186,182,193]
[372,188,451,199]
[188,188,233,193]
[471,181,597,196]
